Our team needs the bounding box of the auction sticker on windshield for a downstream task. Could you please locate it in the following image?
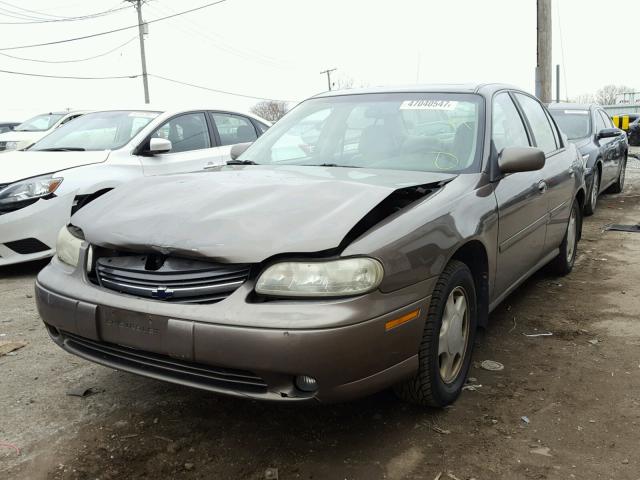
[400,100,458,110]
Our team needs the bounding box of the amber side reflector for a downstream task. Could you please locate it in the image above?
[385,309,420,331]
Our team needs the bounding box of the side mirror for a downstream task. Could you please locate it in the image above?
[148,137,172,154]
[230,142,252,160]
[596,128,621,140]
[498,146,545,174]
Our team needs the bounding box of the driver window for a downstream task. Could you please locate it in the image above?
[151,113,211,153]
[492,93,530,152]
[595,111,607,133]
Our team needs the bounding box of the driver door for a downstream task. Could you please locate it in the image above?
[492,92,548,297]
[139,112,222,176]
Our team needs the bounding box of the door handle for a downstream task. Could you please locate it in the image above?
[537,180,547,194]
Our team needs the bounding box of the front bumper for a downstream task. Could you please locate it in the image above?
[36,257,434,403]
[0,193,74,267]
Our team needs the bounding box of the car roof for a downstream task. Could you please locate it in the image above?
[77,106,270,125]
[311,83,522,99]
[548,102,600,110]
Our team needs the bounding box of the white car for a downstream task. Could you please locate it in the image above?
[0,107,269,266]
[0,111,87,152]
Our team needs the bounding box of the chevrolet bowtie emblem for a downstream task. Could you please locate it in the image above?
[151,286,174,299]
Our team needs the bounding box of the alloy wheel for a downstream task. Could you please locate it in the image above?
[591,170,600,210]
[438,286,470,384]
[566,206,578,263]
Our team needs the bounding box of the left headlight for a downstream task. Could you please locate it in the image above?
[255,257,384,297]
[0,174,63,207]
[581,153,590,166]
[56,225,84,267]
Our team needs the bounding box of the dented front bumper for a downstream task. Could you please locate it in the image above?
[36,255,434,403]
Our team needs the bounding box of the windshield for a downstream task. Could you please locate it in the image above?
[30,110,160,151]
[549,109,592,140]
[15,113,65,132]
[239,93,484,173]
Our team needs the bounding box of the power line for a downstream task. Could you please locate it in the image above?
[0,5,130,24]
[0,0,229,51]
[0,36,137,64]
[150,74,295,103]
[149,1,294,69]
[0,68,139,80]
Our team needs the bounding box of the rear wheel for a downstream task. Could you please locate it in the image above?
[549,199,580,276]
[608,157,627,194]
[584,168,600,216]
[394,260,477,407]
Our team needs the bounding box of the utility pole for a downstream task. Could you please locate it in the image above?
[535,0,552,103]
[128,0,150,103]
[320,68,336,91]
[555,64,560,103]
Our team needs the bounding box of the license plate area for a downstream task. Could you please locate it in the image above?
[98,306,167,352]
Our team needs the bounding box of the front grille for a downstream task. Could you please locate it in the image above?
[62,331,268,393]
[94,254,251,304]
[4,237,50,254]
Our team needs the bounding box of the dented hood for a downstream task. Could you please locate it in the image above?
[73,166,456,263]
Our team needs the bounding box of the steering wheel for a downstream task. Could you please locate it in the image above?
[427,151,460,170]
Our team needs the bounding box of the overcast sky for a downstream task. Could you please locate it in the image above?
[0,0,638,121]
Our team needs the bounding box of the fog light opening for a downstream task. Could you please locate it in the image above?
[295,375,318,393]
[46,324,60,338]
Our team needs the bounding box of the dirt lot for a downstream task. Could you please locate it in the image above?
[2,156,640,480]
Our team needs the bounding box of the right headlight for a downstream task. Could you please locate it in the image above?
[56,225,84,267]
[581,153,590,166]
[255,257,384,297]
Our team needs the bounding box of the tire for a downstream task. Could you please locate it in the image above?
[394,260,477,407]
[583,168,600,216]
[549,199,580,276]
[608,157,627,194]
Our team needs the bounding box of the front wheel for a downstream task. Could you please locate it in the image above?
[394,260,477,407]
[608,157,627,194]
[549,198,580,276]
[584,168,600,216]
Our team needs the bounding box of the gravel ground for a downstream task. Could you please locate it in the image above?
[1,153,640,480]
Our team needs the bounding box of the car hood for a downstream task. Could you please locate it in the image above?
[0,130,45,143]
[0,151,111,184]
[73,165,456,263]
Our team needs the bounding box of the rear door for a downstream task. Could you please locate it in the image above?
[598,109,626,185]
[492,92,548,295]
[209,112,259,162]
[139,111,221,176]
[513,93,576,253]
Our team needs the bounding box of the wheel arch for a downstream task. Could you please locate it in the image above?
[449,239,490,328]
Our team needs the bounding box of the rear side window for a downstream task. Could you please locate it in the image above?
[212,113,258,146]
[514,93,558,154]
[492,92,530,152]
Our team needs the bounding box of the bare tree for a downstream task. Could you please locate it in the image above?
[594,85,634,106]
[571,93,595,104]
[250,100,289,122]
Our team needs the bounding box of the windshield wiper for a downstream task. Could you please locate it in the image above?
[307,163,361,168]
[35,147,86,152]
[226,159,259,165]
